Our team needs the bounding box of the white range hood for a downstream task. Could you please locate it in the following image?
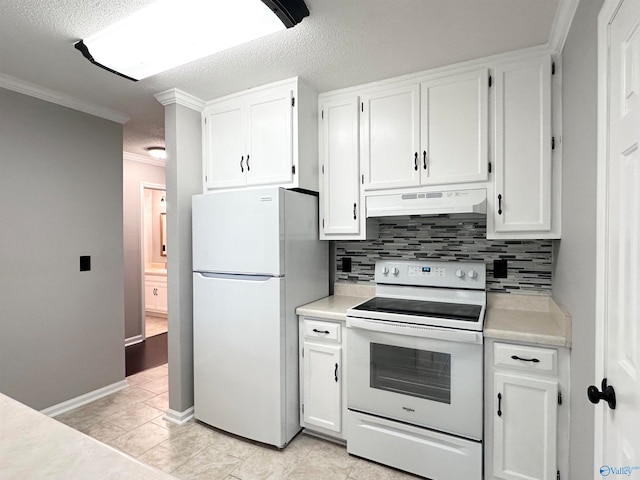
[366,188,486,218]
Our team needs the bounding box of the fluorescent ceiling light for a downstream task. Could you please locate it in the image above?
[75,0,308,81]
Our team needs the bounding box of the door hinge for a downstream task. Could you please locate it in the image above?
[489,75,492,87]
[552,62,556,75]
[204,117,207,124]
[558,391,563,405]
[361,102,364,112]
[361,174,364,184]
[302,347,304,358]
[321,164,324,174]
[302,404,304,414]
[322,219,324,228]
[292,165,296,175]
[552,136,556,150]
[488,162,492,174]
[557,470,561,480]
[292,97,295,107]
[321,110,324,119]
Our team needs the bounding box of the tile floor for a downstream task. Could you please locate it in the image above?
[55,364,420,480]
[146,314,168,337]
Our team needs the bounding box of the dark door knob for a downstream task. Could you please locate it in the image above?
[588,378,616,410]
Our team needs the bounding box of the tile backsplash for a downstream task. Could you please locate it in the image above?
[335,215,553,294]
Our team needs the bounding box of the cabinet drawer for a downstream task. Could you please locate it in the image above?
[303,319,341,343]
[494,342,557,375]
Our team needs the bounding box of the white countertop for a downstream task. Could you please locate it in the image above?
[297,283,571,348]
[0,393,175,479]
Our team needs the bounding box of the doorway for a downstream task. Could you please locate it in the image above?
[141,184,168,339]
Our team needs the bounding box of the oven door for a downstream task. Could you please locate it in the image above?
[346,317,483,441]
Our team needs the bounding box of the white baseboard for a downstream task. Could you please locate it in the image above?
[125,334,144,347]
[164,407,194,425]
[41,380,129,417]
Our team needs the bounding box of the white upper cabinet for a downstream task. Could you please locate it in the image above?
[489,54,555,236]
[420,69,489,185]
[361,68,488,192]
[202,77,318,193]
[319,96,362,238]
[361,84,421,191]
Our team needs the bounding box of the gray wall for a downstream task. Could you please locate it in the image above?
[123,158,165,339]
[0,88,125,410]
[164,102,202,414]
[552,0,603,478]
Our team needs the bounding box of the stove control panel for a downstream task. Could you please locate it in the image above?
[376,260,486,289]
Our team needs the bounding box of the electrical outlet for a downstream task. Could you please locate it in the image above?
[80,256,91,272]
[493,259,507,278]
[341,257,352,273]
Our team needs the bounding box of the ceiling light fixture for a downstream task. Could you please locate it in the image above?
[74,0,309,81]
[147,147,167,159]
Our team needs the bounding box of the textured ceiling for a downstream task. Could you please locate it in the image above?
[0,0,559,157]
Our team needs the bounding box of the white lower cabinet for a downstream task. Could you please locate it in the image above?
[144,275,167,315]
[299,316,346,440]
[485,339,569,480]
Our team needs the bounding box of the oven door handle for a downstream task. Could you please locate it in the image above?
[346,317,483,344]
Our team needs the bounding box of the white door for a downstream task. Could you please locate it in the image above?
[193,273,285,446]
[361,84,421,191]
[320,96,361,237]
[246,88,293,187]
[493,372,558,480]
[420,69,489,185]
[203,103,245,190]
[303,342,341,432]
[596,0,640,474]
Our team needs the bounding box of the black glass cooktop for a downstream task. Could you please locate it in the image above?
[352,297,482,322]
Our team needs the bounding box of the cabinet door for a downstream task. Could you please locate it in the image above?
[320,96,361,237]
[203,103,245,190]
[246,88,294,187]
[362,84,420,191]
[154,283,168,314]
[493,372,558,480]
[303,342,341,432]
[493,55,552,232]
[421,69,489,185]
[144,281,157,311]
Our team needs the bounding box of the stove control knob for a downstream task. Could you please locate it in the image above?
[392,267,400,276]
[468,269,478,279]
[456,269,465,278]
[381,266,389,275]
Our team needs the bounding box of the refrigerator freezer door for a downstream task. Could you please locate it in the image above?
[193,272,293,447]
[192,189,283,275]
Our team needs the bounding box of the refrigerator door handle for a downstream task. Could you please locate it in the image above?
[195,272,281,281]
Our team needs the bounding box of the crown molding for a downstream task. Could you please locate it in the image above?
[123,151,166,167]
[154,88,206,111]
[0,73,129,124]
[547,0,581,53]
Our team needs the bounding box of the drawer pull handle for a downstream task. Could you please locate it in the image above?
[497,393,502,417]
[313,328,330,334]
[334,363,338,382]
[511,355,540,363]
[414,152,418,171]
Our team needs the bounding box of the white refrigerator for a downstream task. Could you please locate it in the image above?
[192,187,328,448]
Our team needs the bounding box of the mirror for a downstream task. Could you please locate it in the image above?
[160,213,167,256]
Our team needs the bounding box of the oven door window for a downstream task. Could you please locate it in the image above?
[370,343,451,404]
